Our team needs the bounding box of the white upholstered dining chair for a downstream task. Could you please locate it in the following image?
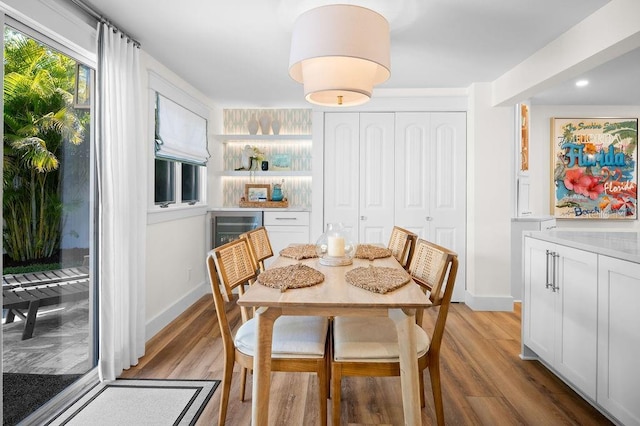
[330,238,458,426]
[206,237,329,425]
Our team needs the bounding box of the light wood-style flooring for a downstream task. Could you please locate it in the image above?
[121,296,612,425]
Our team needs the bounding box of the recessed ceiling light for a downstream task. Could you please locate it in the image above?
[575,79,589,87]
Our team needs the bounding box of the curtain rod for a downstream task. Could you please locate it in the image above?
[69,0,141,47]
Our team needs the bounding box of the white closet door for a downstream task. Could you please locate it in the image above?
[359,113,395,244]
[394,113,432,238]
[324,113,360,239]
[395,112,466,302]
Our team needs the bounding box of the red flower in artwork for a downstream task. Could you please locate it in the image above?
[564,168,604,200]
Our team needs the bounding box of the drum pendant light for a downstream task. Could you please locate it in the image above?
[288,4,391,107]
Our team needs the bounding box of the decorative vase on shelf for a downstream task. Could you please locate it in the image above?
[271,183,283,201]
[247,115,259,135]
[259,114,271,135]
[315,223,355,266]
[271,119,281,135]
[241,145,253,170]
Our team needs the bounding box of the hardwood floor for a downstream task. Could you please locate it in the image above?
[121,296,613,425]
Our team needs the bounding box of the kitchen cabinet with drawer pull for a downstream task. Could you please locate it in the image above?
[264,211,310,268]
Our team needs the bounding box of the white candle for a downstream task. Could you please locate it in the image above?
[327,236,345,257]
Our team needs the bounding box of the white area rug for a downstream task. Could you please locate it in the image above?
[46,379,219,425]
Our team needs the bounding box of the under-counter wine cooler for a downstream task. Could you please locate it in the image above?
[210,210,262,249]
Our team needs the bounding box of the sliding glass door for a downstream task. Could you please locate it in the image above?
[2,23,97,424]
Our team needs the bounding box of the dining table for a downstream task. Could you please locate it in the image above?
[236,246,432,425]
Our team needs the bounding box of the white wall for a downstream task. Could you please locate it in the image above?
[140,52,219,338]
[465,83,515,310]
[528,104,640,232]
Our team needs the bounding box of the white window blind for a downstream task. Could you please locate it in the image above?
[155,93,209,165]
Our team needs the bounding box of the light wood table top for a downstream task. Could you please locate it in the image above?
[238,251,430,425]
[238,255,430,311]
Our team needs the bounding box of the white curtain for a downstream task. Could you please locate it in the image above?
[96,22,146,381]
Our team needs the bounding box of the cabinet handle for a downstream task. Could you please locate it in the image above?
[552,252,560,292]
[360,216,367,221]
[545,250,553,289]
[275,217,297,220]
[425,217,433,221]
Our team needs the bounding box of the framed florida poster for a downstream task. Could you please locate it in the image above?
[551,117,638,220]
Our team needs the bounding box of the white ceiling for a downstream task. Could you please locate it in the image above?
[79,0,638,107]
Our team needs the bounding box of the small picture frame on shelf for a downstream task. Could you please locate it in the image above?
[245,184,270,202]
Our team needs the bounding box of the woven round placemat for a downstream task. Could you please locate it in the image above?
[345,265,411,294]
[354,244,392,260]
[279,244,318,260]
[257,263,324,292]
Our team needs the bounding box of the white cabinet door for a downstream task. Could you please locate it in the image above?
[517,175,531,217]
[359,113,395,244]
[510,217,556,301]
[597,255,640,426]
[264,225,310,268]
[523,237,598,399]
[264,211,310,268]
[554,244,598,399]
[523,237,556,362]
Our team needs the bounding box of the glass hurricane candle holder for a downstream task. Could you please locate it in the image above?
[315,223,355,266]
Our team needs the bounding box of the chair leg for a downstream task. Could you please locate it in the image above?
[239,367,248,401]
[318,359,328,426]
[429,360,445,426]
[327,321,333,399]
[331,364,342,426]
[419,369,426,408]
[219,356,235,426]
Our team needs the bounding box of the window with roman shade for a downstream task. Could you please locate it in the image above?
[155,93,209,165]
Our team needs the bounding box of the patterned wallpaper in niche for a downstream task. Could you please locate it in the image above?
[224,142,312,171]
[223,109,312,135]
[223,177,312,207]
[222,108,312,208]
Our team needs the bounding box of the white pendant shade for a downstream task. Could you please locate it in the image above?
[288,4,390,107]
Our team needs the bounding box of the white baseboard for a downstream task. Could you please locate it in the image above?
[464,292,514,311]
[145,280,211,340]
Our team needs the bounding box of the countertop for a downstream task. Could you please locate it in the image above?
[209,206,310,212]
[511,215,555,222]
[525,230,640,264]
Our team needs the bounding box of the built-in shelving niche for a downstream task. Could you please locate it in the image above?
[220,109,312,208]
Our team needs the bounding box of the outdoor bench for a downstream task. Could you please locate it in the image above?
[2,267,90,340]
